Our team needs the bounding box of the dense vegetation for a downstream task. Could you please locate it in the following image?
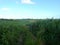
[0,19,60,45]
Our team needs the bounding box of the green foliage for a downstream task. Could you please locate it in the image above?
[28,19,60,45]
[0,19,60,45]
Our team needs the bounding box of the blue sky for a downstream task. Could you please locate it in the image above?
[0,0,60,19]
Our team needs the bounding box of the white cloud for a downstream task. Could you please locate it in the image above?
[21,0,35,4]
[1,8,9,11]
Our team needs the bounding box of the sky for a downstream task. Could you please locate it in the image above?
[0,0,60,19]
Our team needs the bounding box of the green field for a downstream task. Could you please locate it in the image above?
[0,19,60,45]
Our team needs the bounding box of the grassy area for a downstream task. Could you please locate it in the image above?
[0,19,60,45]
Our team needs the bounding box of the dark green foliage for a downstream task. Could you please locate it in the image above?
[0,19,60,45]
[28,19,60,45]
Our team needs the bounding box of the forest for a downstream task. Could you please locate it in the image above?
[0,19,60,45]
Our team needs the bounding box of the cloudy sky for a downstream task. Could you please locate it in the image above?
[0,0,60,19]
